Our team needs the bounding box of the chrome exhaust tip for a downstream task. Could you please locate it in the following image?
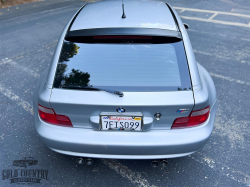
[160,160,168,167]
[151,160,159,168]
[85,158,93,165]
[76,158,84,165]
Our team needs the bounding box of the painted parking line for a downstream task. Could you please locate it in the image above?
[209,72,250,86]
[10,40,58,61]
[174,6,250,28]
[180,16,250,28]
[0,84,34,114]
[208,12,218,20]
[193,50,250,65]
[102,159,154,187]
[174,7,250,18]
[189,153,250,186]
[0,58,40,78]
[188,29,250,42]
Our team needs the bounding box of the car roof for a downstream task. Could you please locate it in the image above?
[70,1,177,31]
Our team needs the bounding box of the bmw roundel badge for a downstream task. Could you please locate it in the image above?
[117,107,126,113]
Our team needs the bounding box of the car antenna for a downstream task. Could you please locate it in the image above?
[121,0,126,19]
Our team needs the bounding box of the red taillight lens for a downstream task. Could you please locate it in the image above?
[38,104,73,127]
[172,106,210,129]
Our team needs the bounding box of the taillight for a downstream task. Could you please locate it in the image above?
[38,104,73,127]
[172,106,210,129]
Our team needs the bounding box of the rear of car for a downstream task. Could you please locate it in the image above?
[33,1,217,159]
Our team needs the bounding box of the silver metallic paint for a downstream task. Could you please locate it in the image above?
[70,1,177,31]
[33,101,217,159]
[49,89,194,129]
[34,75,52,109]
[34,1,217,159]
[197,63,217,110]
[50,148,196,159]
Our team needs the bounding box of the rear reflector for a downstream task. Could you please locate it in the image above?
[172,106,210,129]
[38,104,73,127]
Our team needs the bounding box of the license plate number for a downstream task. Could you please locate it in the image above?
[101,116,142,131]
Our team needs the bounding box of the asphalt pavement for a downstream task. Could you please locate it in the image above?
[0,0,250,186]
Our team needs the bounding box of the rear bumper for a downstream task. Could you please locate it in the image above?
[34,102,217,159]
[49,148,196,159]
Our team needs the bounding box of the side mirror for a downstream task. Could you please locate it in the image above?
[184,23,189,29]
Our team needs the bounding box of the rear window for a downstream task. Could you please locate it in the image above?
[53,41,191,91]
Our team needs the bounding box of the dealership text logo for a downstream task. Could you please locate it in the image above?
[2,157,48,184]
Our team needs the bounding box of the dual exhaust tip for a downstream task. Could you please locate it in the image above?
[76,157,168,168]
[76,158,93,165]
[151,160,168,168]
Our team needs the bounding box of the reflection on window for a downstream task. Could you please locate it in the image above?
[53,41,191,91]
[59,42,80,62]
[62,69,90,87]
[54,42,90,87]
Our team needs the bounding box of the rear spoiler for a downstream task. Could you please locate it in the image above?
[65,28,182,43]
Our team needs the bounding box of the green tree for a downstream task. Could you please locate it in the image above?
[54,41,81,87]
[64,69,90,86]
[59,42,80,62]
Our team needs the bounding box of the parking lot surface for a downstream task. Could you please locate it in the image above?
[0,0,250,186]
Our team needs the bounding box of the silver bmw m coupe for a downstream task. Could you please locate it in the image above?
[33,0,217,159]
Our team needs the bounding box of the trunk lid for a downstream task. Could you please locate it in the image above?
[50,89,194,130]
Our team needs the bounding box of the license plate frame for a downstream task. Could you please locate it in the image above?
[99,112,143,131]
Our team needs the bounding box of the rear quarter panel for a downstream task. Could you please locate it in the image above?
[196,63,217,110]
[33,75,52,109]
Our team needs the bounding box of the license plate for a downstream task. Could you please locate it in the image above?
[101,116,142,131]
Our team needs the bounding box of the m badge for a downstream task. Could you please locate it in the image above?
[177,109,189,113]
